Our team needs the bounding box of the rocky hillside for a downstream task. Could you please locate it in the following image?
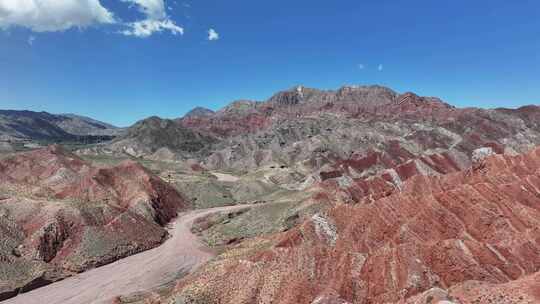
[3,85,538,304]
[55,114,120,136]
[0,145,189,300]
[195,86,539,173]
[0,110,121,143]
[91,116,217,160]
[149,146,540,304]
[100,85,540,304]
[92,85,540,183]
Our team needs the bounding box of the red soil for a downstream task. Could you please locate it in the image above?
[166,147,540,304]
[0,145,190,300]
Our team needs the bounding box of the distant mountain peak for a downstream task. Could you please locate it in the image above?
[267,84,398,106]
[0,109,121,143]
[60,113,119,129]
[218,100,260,114]
[184,107,215,118]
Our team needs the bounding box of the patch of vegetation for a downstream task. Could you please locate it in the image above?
[194,200,312,248]
[80,154,130,167]
[171,285,218,304]
[173,177,236,209]
[117,269,188,304]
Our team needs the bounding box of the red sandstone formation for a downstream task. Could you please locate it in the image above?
[0,145,189,300]
[316,147,469,205]
[403,272,540,304]
[160,147,540,304]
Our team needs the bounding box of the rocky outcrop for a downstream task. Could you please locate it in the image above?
[36,218,71,263]
[314,149,469,205]
[267,85,398,107]
[471,147,495,164]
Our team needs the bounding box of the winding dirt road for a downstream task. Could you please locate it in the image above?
[3,205,250,304]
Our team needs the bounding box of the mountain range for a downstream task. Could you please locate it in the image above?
[0,110,122,145]
[80,85,540,182]
[1,85,539,304]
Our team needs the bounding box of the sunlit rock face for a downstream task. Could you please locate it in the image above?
[85,86,540,173]
[162,147,540,304]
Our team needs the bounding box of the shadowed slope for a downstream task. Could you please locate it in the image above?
[0,110,120,142]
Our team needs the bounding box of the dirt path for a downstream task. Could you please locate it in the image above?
[3,205,251,304]
[211,172,240,182]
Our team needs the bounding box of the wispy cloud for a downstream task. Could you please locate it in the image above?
[121,0,183,38]
[207,28,219,41]
[121,0,166,20]
[121,19,183,37]
[378,64,383,71]
[27,35,35,45]
[358,64,365,70]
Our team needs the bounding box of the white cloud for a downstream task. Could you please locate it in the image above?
[27,35,35,45]
[121,0,183,38]
[358,64,365,70]
[0,0,184,38]
[122,0,165,19]
[378,64,383,71]
[122,19,183,37]
[207,28,219,41]
[0,0,115,32]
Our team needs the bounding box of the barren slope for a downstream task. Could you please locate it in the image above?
[86,86,540,195]
[0,146,189,300]
[152,147,540,304]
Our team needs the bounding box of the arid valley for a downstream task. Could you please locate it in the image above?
[1,85,540,303]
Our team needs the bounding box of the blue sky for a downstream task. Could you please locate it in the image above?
[0,0,539,127]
